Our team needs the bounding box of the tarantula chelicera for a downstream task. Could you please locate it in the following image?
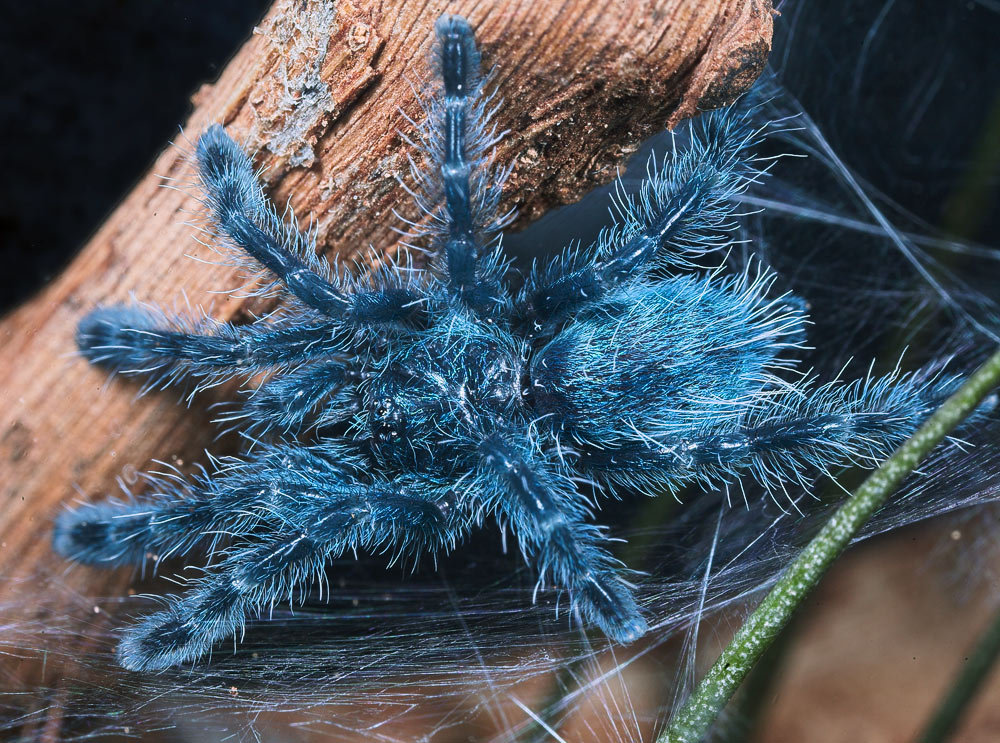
[54,15,950,671]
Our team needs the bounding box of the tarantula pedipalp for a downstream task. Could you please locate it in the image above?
[54,14,950,671]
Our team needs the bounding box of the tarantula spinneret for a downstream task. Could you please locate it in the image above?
[54,14,952,671]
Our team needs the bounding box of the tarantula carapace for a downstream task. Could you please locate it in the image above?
[54,15,949,671]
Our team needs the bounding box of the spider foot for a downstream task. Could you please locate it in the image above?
[52,501,150,566]
[117,587,241,672]
[577,572,648,643]
[75,304,158,367]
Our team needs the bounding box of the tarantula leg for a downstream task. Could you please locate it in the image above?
[196,126,426,326]
[77,304,345,389]
[477,436,647,642]
[428,15,510,314]
[520,108,765,328]
[114,479,459,671]
[578,369,964,494]
[234,359,359,433]
[436,16,481,287]
[53,443,365,568]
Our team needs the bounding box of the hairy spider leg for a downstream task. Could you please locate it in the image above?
[437,15,481,290]
[236,359,360,433]
[433,15,505,313]
[196,126,427,326]
[577,370,961,496]
[114,476,463,672]
[53,443,367,568]
[521,108,766,329]
[76,304,347,391]
[477,436,647,642]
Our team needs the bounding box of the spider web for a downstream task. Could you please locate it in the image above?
[3,1,1000,740]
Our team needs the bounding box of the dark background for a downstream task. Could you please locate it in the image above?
[0,0,270,313]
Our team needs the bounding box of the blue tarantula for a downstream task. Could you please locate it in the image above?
[54,15,952,672]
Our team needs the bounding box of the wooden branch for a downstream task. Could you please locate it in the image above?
[0,0,771,606]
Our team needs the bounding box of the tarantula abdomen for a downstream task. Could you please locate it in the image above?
[529,275,804,441]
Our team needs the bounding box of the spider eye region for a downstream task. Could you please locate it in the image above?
[367,320,524,464]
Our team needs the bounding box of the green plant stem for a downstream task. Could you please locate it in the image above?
[713,613,798,743]
[659,347,1000,743]
[918,605,1000,743]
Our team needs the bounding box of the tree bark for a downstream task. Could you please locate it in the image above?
[0,0,771,636]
